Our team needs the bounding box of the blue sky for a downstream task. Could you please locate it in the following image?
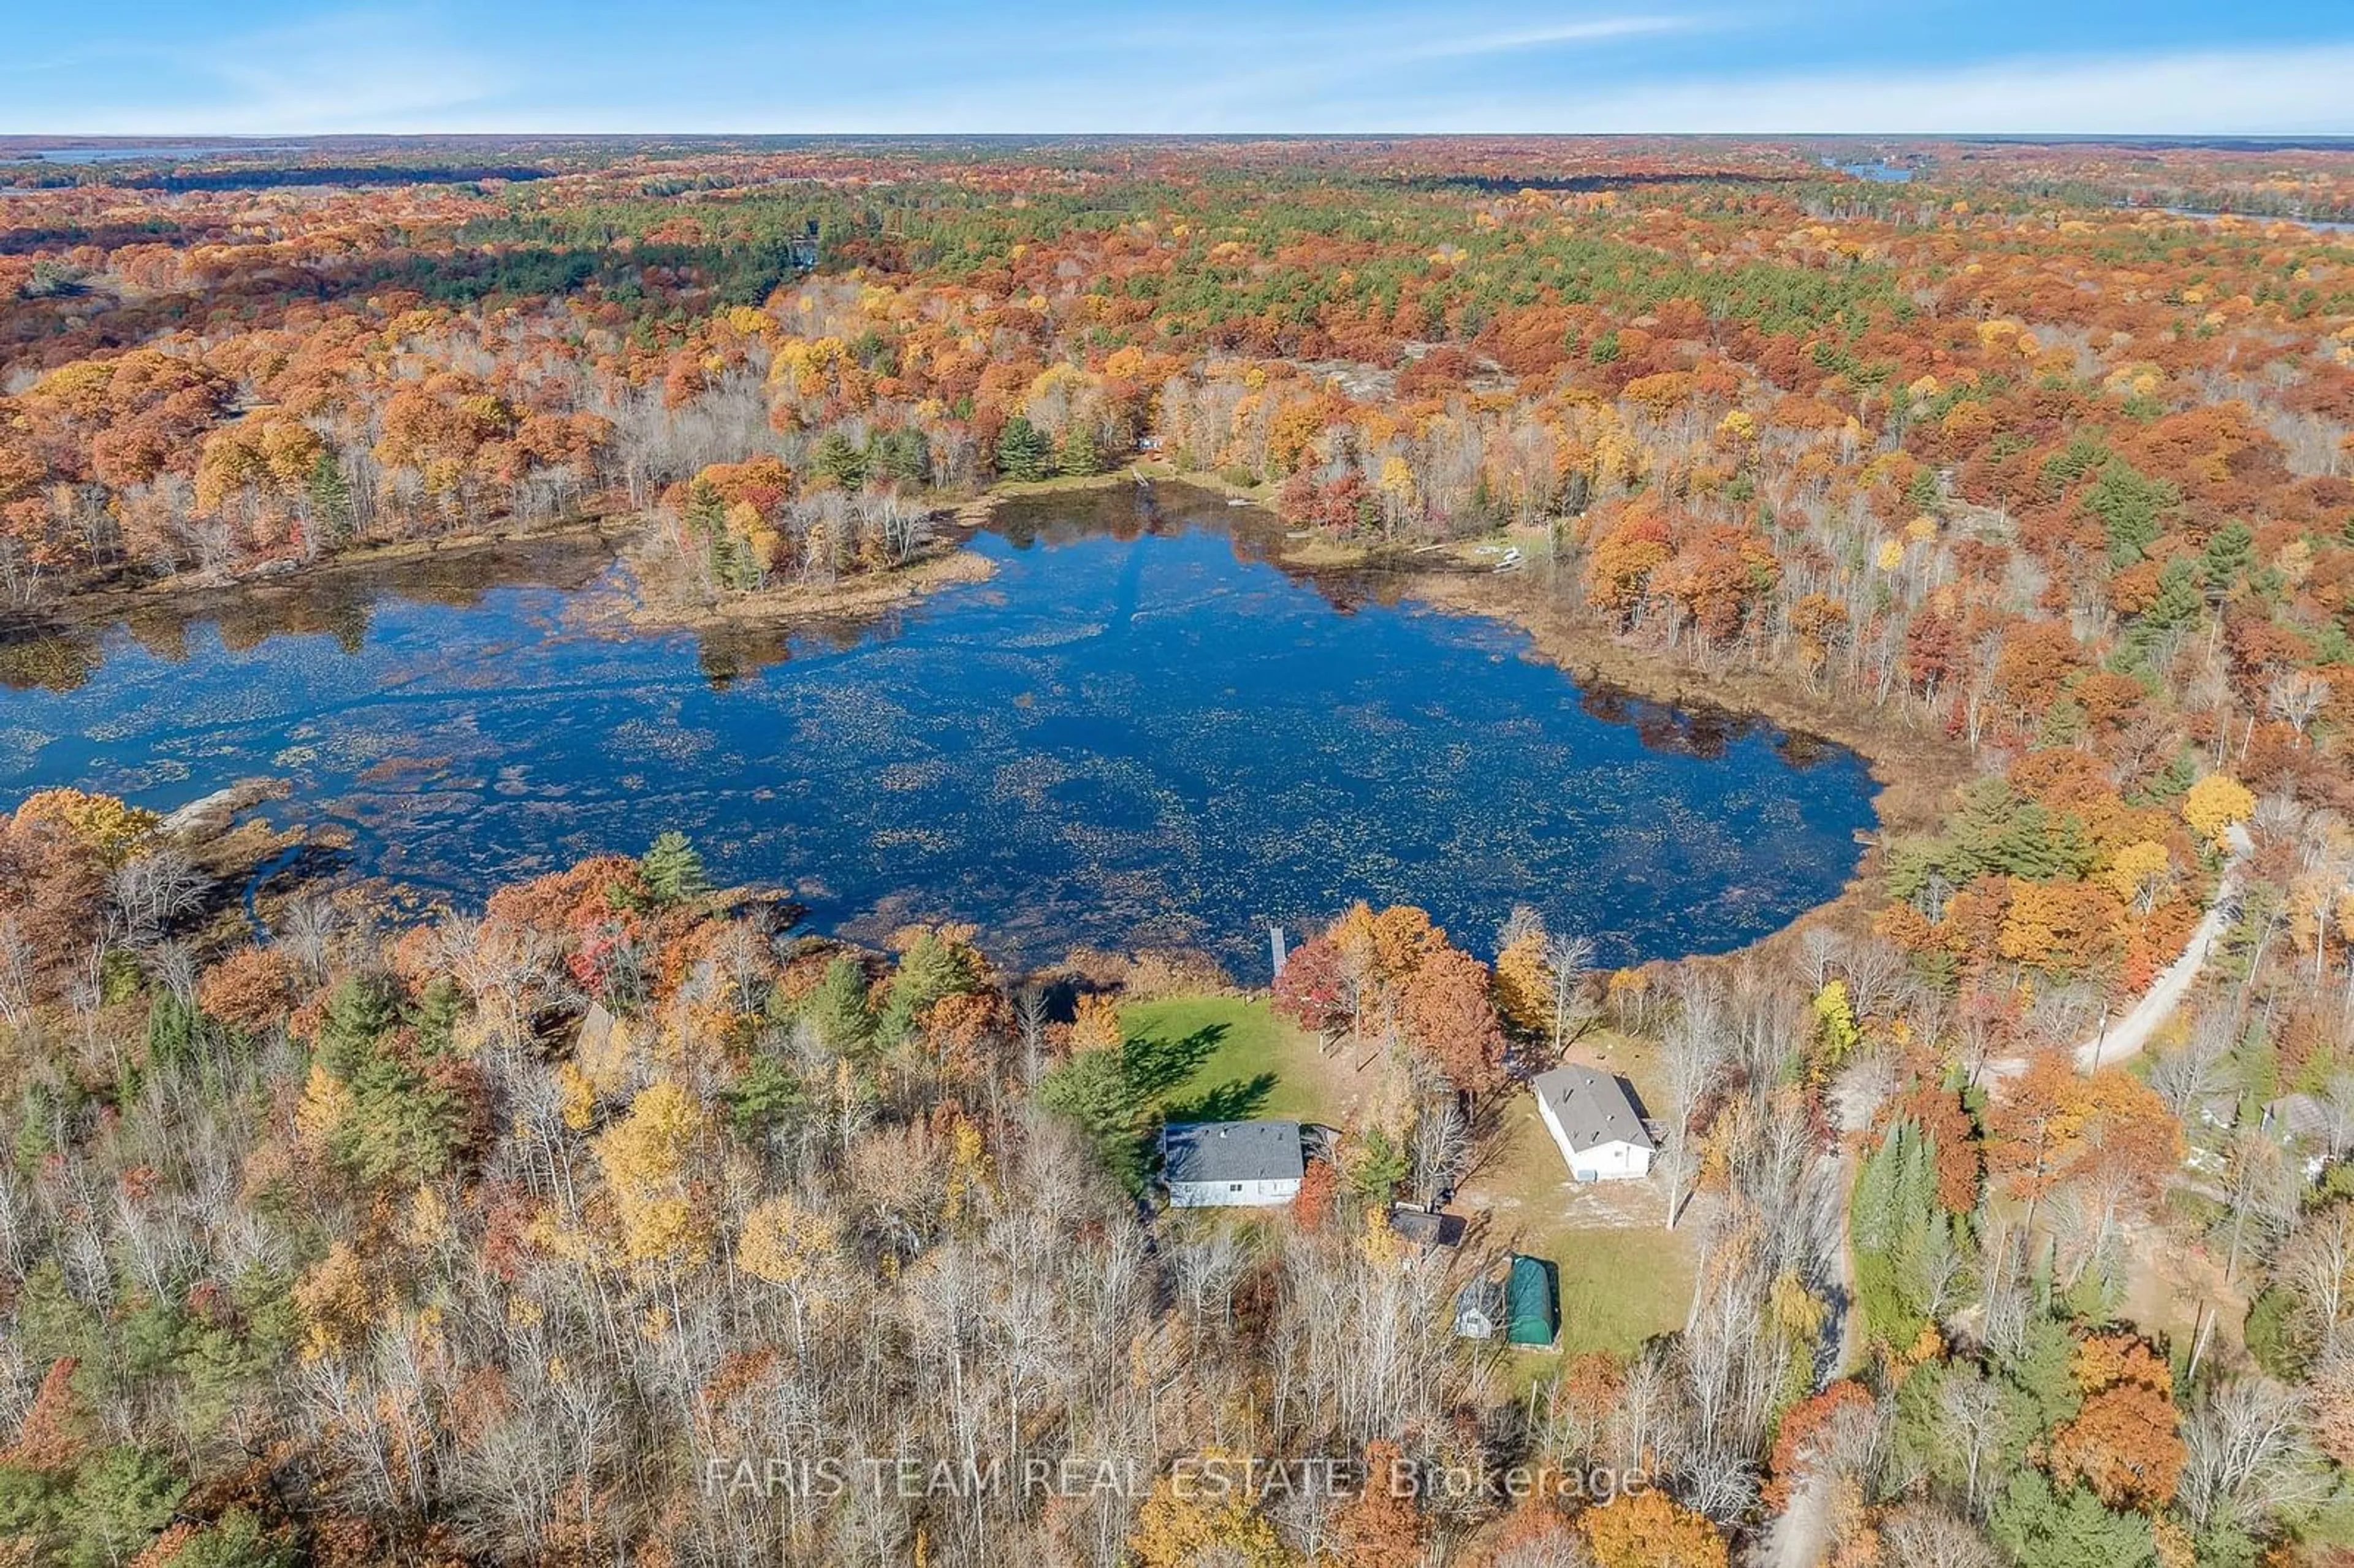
[6,1,2351,136]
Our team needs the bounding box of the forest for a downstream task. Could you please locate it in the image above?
[2,134,2353,1567]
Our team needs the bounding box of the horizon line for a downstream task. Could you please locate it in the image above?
[7,129,2354,143]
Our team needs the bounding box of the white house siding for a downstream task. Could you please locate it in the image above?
[1571,1139,1651,1181]
[1537,1095,1652,1182]
[1169,1176,1301,1209]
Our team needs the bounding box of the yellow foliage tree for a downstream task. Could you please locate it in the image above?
[2098,840,2172,909]
[11,788,159,866]
[2182,773,2254,851]
[1129,1453,1295,1568]
[1811,980,1862,1069]
[294,1061,354,1151]
[1580,1490,1728,1568]
[594,1080,713,1271]
[293,1241,374,1362]
[1491,931,1553,1041]
[737,1195,838,1288]
[1072,992,1124,1054]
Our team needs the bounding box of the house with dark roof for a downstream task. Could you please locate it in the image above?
[1160,1120,1305,1208]
[1387,1207,1466,1255]
[1531,1065,1656,1182]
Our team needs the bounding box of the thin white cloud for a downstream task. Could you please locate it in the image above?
[1407,17,1697,63]
[1430,44,2354,135]
[15,17,2352,138]
[726,40,2354,136]
[15,12,503,135]
[713,12,1707,137]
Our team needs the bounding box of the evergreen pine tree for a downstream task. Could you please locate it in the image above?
[1851,1130,1900,1253]
[332,1053,457,1182]
[409,976,465,1059]
[814,432,867,491]
[683,478,726,539]
[1057,425,1105,476]
[314,975,400,1082]
[1987,1472,2155,1568]
[2143,555,2202,632]
[793,957,875,1054]
[1038,1045,1151,1192]
[2083,459,2176,566]
[726,1053,809,1136]
[1905,466,1941,515]
[713,533,760,592]
[1951,778,2026,879]
[995,415,1053,481]
[878,929,977,1042]
[867,427,931,484]
[58,1447,186,1568]
[144,991,199,1075]
[639,831,710,907]
[305,452,353,547]
[2201,520,2255,604]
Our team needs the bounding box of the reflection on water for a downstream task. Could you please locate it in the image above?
[0,487,1878,974]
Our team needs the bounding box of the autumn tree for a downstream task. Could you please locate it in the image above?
[1579,1490,1727,1568]
[1329,1441,1424,1567]
[1402,945,1507,1097]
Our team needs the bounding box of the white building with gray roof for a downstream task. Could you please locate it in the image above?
[1161,1120,1306,1208]
[1531,1065,1655,1182]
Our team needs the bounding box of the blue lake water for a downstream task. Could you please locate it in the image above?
[0,487,1876,975]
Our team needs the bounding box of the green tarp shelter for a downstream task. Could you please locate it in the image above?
[1506,1254,1558,1347]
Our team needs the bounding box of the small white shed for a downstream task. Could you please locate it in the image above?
[1161,1121,1305,1208]
[1532,1065,1655,1182]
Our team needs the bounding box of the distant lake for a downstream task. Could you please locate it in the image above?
[2153,205,2354,235]
[1,143,309,164]
[0,487,1877,975]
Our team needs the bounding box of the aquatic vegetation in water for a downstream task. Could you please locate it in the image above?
[0,492,1876,974]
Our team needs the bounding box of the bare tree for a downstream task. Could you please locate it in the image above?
[436,911,552,1049]
[1841,937,1907,1021]
[1409,1098,1469,1209]
[1496,902,1546,951]
[143,941,199,1007]
[0,915,32,1029]
[1544,932,1598,1057]
[1877,1503,2001,1568]
[107,848,208,947]
[1170,1226,1250,1328]
[2149,1029,2231,1121]
[2179,1378,2328,1538]
[1016,988,1049,1088]
[2277,1204,2354,1361]
[2266,669,2331,742]
[1658,990,1728,1230]
[1800,926,1849,990]
[280,892,341,984]
[1938,1366,2005,1516]
[2318,1070,2354,1162]
[2215,1127,2300,1285]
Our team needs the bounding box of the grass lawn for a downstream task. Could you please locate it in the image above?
[1549,1228,1696,1361]
[1461,1090,1696,1364]
[1120,994,1334,1125]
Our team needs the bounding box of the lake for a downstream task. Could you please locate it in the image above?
[2153,205,2354,235]
[0,485,1877,975]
